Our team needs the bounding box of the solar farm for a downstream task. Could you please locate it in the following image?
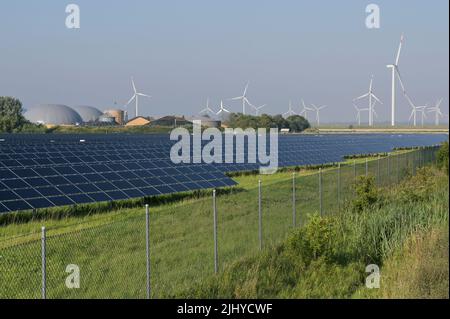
[0,133,447,214]
[0,133,448,299]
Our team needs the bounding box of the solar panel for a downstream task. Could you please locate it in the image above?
[0,133,447,214]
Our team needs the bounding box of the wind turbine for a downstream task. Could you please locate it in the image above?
[353,103,369,126]
[427,98,444,126]
[125,77,151,118]
[387,34,407,127]
[311,104,327,127]
[283,101,298,118]
[199,98,215,117]
[405,93,426,127]
[299,99,314,120]
[253,104,266,116]
[216,100,231,115]
[353,75,382,126]
[229,82,252,115]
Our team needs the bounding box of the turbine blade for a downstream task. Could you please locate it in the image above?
[126,95,136,106]
[354,93,370,101]
[404,93,415,108]
[131,77,137,93]
[395,67,406,93]
[395,33,404,66]
[371,94,382,104]
[243,82,249,96]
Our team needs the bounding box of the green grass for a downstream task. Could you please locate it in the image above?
[182,166,449,298]
[0,149,438,298]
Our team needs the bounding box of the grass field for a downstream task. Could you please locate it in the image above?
[0,148,441,298]
[182,166,449,298]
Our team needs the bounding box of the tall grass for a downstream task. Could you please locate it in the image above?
[182,166,449,298]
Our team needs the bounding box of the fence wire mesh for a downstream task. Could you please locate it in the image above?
[0,148,439,299]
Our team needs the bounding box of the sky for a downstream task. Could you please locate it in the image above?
[0,0,448,124]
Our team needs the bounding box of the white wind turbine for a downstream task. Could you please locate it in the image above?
[387,34,407,127]
[311,104,327,127]
[299,99,314,120]
[125,77,151,118]
[229,82,253,115]
[427,98,444,126]
[216,100,231,115]
[253,104,266,116]
[353,75,382,126]
[283,101,297,118]
[353,103,369,126]
[199,98,215,117]
[405,93,426,127]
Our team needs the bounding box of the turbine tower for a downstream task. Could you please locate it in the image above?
[387,34,407,127]
[125,77,151,118]
[229,82,252,115]
[427,98,444,126]
[199,98,215,117]
[311,104,327,127]
[283,101,297,118]
[353,75,382,126]
[418,105,428,127]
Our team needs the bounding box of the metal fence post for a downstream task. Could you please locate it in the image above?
[365,158,368,176]
[396,153,399,183]
[319,168,323,216]
[41,226,46,300]
[145,204,151,299]
[387,154,390,184]
[377,156,380,186]
[353,160,357,196]
[419,148,424,167]
[337,163,341,213]
[213,190,218,274]
[258,180,263,250]
[292,173,296,227]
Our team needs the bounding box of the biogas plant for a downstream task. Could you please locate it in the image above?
[24,104,125,126]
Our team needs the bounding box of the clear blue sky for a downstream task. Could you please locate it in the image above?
[0,0,448,123]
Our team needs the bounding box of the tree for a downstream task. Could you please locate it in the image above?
[0,97,27,132]
[286,115,310,132]
[225,113,310,132]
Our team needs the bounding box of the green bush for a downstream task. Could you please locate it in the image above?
[351,175,380,213]
[395,167,440,203]
[437,141,449,175]
[285,214,336,263]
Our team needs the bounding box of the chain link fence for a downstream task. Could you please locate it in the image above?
[0,147,439,299]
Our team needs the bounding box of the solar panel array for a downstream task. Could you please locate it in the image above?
[0,133,447,213]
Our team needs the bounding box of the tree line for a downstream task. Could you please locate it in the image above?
[224,113,310,132]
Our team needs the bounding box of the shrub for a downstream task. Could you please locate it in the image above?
[286,214,336,263]
[351,175,379,213]
[437,141,449,175]
[395,167,440,203]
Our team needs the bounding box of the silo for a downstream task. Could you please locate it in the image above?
[103,109,125,125]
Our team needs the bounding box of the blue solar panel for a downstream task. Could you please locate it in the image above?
[0,133,447,213]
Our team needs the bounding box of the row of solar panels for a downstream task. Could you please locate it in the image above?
[0,133,447,213]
